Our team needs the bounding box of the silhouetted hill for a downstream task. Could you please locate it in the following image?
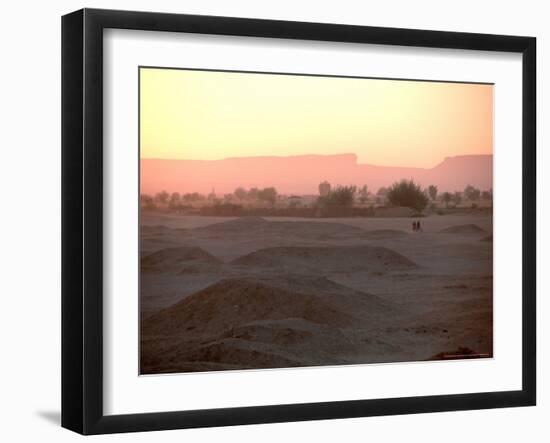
[141,153,492,195]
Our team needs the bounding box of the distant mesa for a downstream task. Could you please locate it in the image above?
[141,246,221,273]
[141,153,493,195]
[439,224,486,235]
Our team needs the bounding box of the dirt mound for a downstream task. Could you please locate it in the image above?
[142,278,355,337]
[373,207,414,217]
[180,340,302,369]
[439,224,486,234]
[224,319,315,345]
[140,224,172,235]
[428,346,485,360]
[141,246,221,273]
[140,283,389,373]
[194,217,366,239]
[194,216,267,233]
[236,275,397,320]
[232,246,417,273]
[140,272,406,374]
[361,229,409,240]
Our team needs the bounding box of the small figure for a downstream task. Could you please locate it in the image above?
[417,220,422,232]
[412,221,417,232]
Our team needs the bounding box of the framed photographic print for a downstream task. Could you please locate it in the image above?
[61,8,536,435]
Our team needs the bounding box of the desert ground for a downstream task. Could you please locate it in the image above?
[140,213,493,374]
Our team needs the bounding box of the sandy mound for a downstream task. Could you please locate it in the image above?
[373,207,414,217]
[178,340,303,369]
[224,318,316,345]
[428,346,485,360]
[232,246,417,273]
[140,275,396,373]
[220,317,361,353]
[209,216,267,227]
[439,224,486,234]
[141,246,221,273]
[141,224,172,235]
[193,216,267,233]
[194,217,366,239]
[236,275,397,320]
[142,278,355,336]
[139,212,494,374]
[361,229,409,240]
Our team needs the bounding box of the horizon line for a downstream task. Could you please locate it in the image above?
[140,152,493,170]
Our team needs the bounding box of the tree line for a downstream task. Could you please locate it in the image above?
[315,181,491,212]
[141,181,492,213]
[141,186,279,209]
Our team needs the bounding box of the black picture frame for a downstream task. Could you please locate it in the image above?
[62,8,536,435]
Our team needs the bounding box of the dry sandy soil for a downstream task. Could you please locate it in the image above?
[140,213,493,374]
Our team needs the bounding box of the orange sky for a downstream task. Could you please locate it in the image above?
[140,68,493,168]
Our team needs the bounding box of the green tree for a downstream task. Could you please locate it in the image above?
[386,180,428,212]
[257,187,278,206]
[481,189,493,200]
[140,194,155,209]
[318,185,357,208]
[154,190,169,204]
[169,192,181,208]
[358,185,368,203]
[377,187,388,197]
[464,185,481,201]
[441,192,452,207]
[234,187,248,200]
[428,185,438,201]
[318,181,331,197]
[453,191,462,207]
[247,187,259,200]
[376,187,389,204]
[183,192,204,202]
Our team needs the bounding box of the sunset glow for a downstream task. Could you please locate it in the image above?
[140,67,493,168]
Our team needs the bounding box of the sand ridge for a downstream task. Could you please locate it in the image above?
[141,246,221,274]
[140,214,493,373]
[360,229,410,239]
[142,277,355,336]
[439,224,486,234]
[194,216,369,240]
[232,245,417,273]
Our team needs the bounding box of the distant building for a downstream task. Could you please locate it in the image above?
[318,181,331,197]
[207,187,217,201]
[287,195,302,206]
[286,195,318,207]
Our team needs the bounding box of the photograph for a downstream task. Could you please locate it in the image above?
[138,67,494,375]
